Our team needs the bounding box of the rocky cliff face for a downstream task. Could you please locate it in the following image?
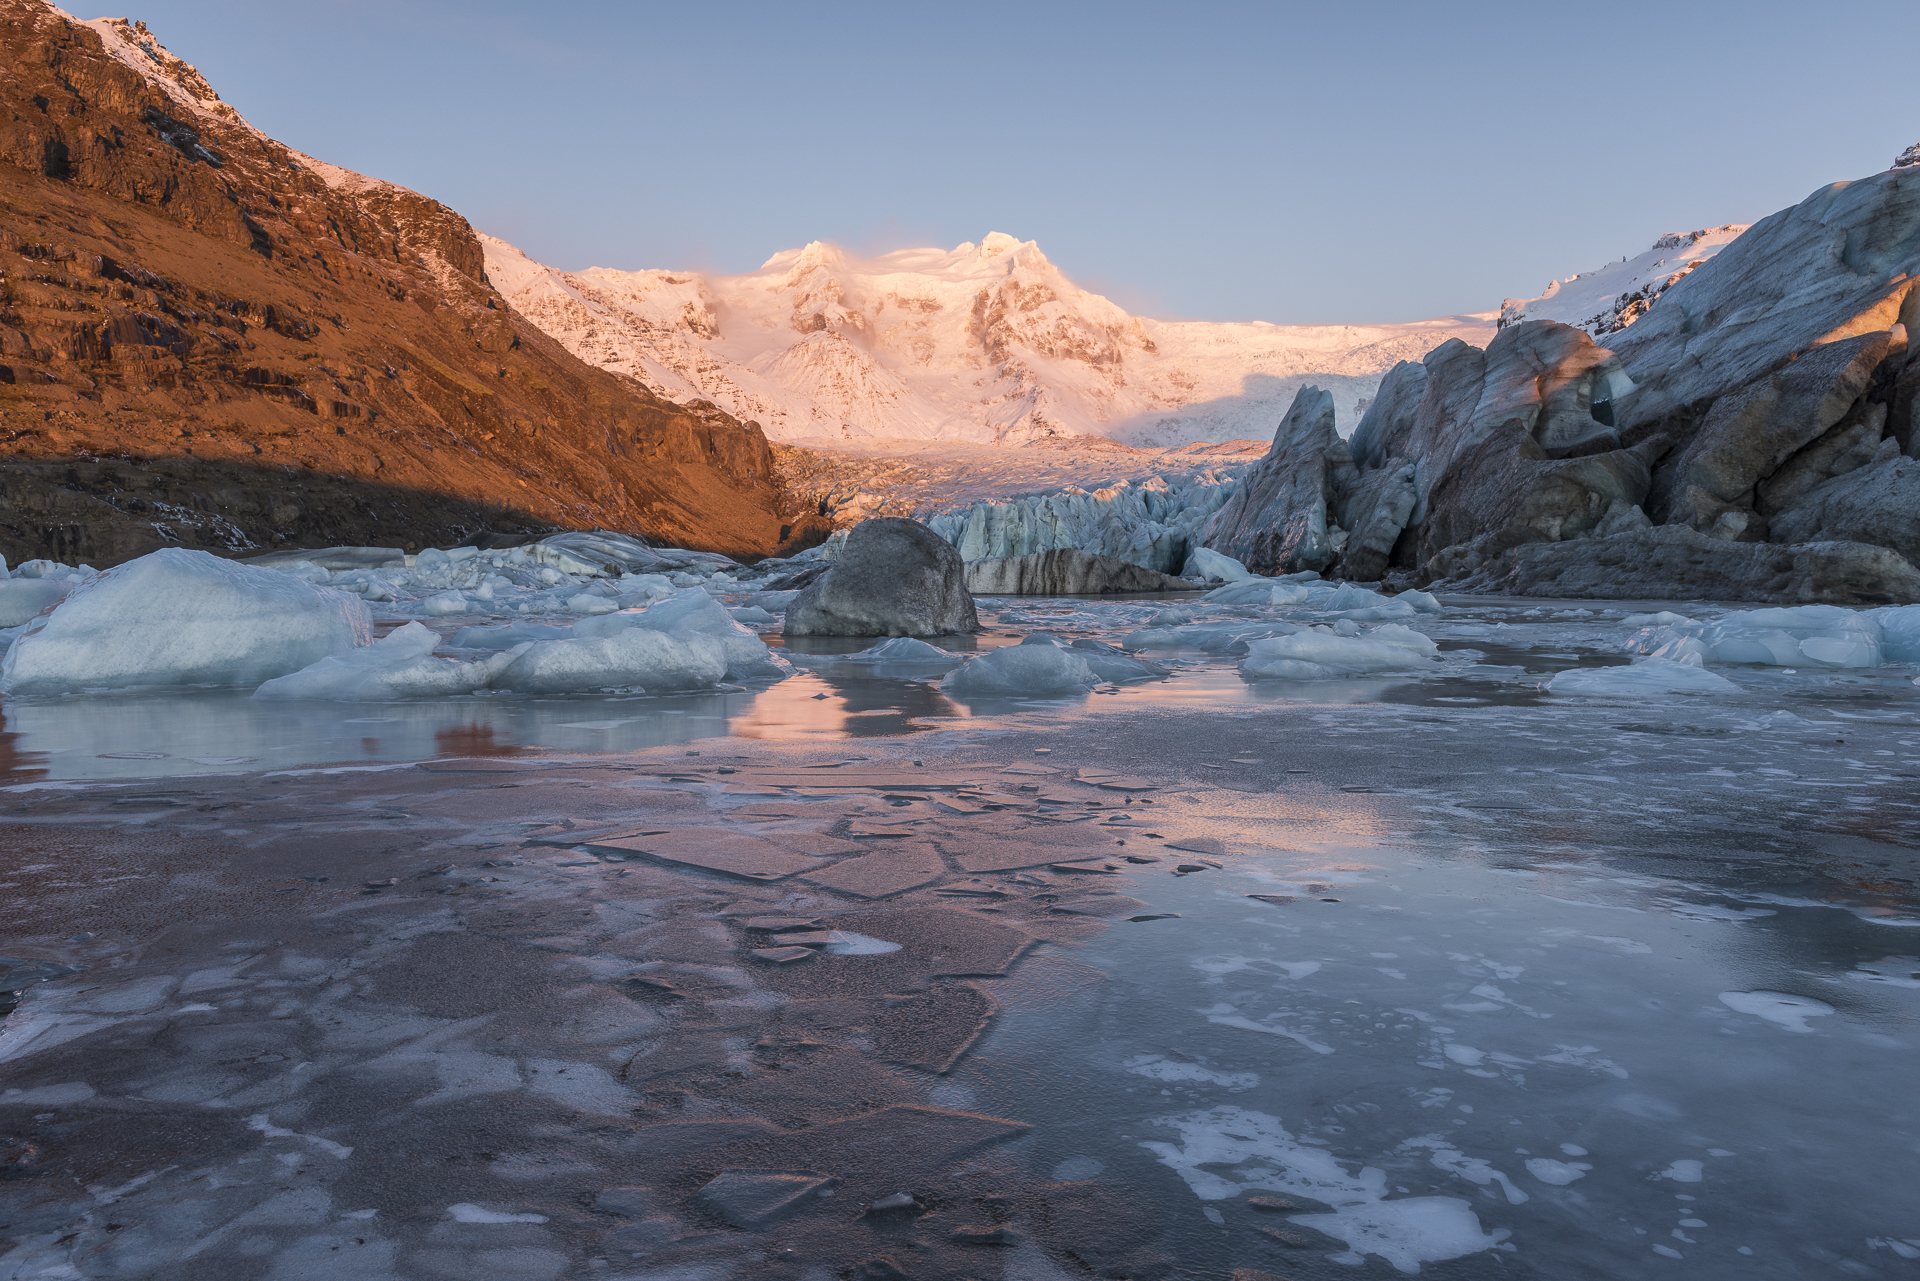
[1203,163,1920,603]
[482,233,1495,449]
[0,3,782,566]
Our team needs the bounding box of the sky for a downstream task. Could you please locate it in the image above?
[118,0,1913,325]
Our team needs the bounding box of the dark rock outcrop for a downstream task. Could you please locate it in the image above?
[784,518,979,637]
[1447,525,1920,604]
[0,2,783,565]
[1195,161,1920,603]
[963,549,1193,595]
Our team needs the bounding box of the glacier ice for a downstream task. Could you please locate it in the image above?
[927,473,1239,575]
[1548,658,1740,696]
[491,627,729,695]
[1183,546,1252,582]
[1241,625,1439,680]
[574,588,792,683]
[795,637,969,673]
[1629,605,1884,668]
[254,623,519,701]
[1,548,371,695]
[0,577,72,628]
[941,639,1100,697]
[449,622,575,649]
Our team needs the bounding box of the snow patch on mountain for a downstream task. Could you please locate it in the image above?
[481,232,1494,448]
[1499,225,1748,338]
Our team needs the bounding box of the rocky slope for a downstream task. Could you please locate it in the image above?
[1203,148,1920,603]
[0,3,783,567]
[482,233,1494,448]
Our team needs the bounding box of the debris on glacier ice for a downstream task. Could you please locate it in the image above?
[1,548,370,695]
[254,623,521,701]
[1548,658,1740,696]
[963,548,1194,595]
[1240,625,1439,680]
[786,518,979,637]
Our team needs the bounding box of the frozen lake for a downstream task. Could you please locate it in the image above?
[1,593,1916,1279]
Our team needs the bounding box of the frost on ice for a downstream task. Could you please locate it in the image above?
[1140,1105,1509,1274]
[1,548,370,694]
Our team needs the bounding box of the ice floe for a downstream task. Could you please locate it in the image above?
[1,549,370,695]
[1240,624,1439,680]
[1548,658,1741,697]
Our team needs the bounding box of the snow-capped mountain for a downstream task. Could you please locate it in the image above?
[482,232,1494,447]
[1499,225,1748,337]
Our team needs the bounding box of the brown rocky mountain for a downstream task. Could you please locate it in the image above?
[0,1,784,567]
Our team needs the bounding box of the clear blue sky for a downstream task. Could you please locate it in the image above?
[126,0,1911,325]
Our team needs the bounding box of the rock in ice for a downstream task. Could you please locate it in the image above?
[254,623,520,700]
[1,548,370,694]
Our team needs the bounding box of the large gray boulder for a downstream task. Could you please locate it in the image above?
[1442,524,1920,604]
[783,517,979,637]
[964,549,1192,595]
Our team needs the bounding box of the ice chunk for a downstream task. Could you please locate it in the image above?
[1184,546,1253,582]
[1204,578,1310,606]
[492,627,728,694]
[449,622,574,649]
[1548,658,1740,696]
[1,548,371,694]
[574,587,791,682]
[1140,1105,1507,1274]
[1868,604,1920,663]
[832,637,968,669]
[255,623,520,700]
[1717,990,1834,1033]
[420,591,470,617]
[1123,620,1303,655]
[1633,605,1883,668]
[748,589,799,611]
[729,605,778,626]
[1240,625,1438,680]
[1068,637,1168,683]
[1524,1158,1590,1185]
[565,593,620,615]
[0,577,72,627]
[941,642,1099,696]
